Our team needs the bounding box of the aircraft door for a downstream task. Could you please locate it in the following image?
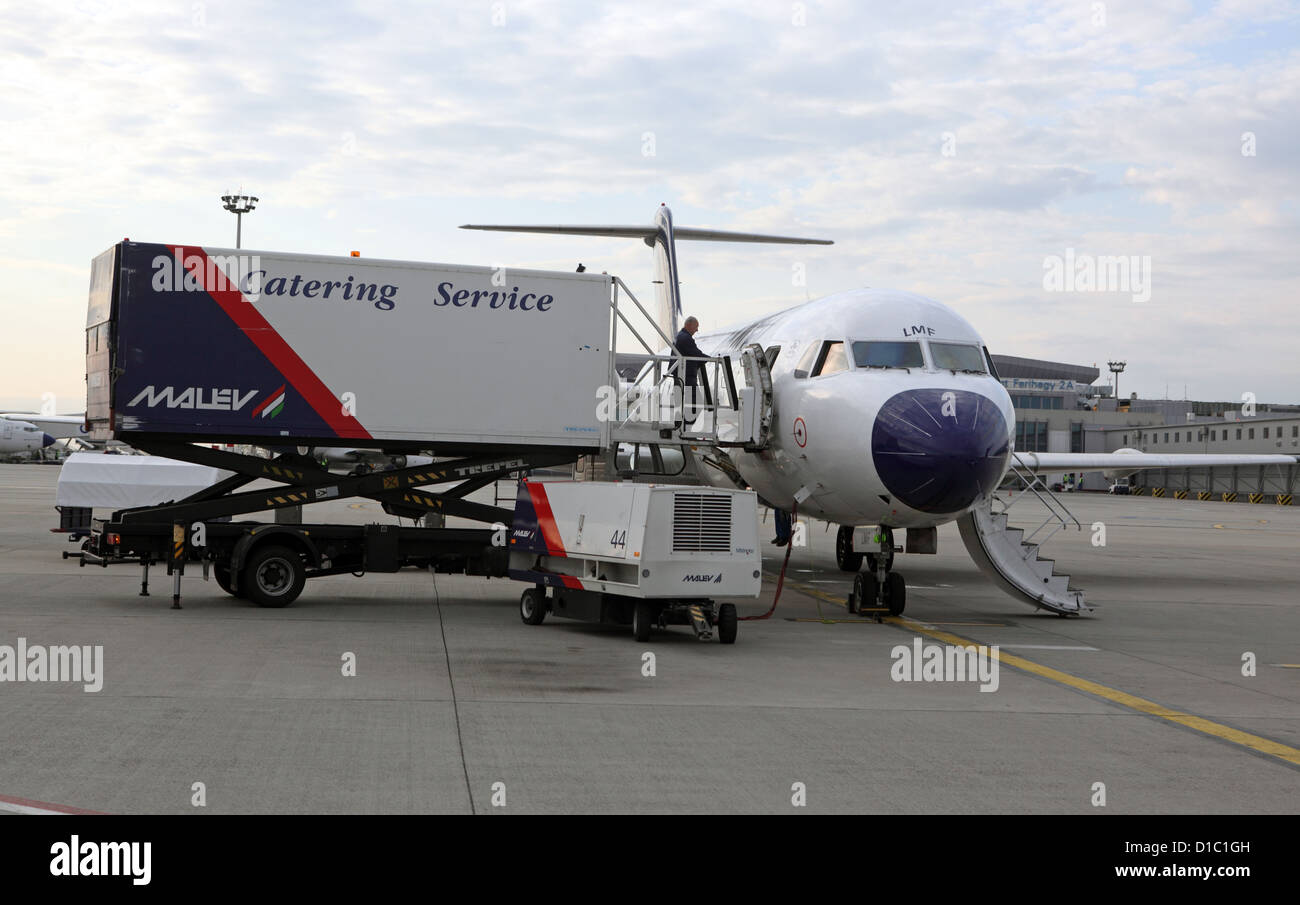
[739,343,773,451]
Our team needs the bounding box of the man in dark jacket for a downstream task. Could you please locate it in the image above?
[674,316,705,423]
[674,316,704,384]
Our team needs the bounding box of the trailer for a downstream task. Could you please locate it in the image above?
[508,480,760,642]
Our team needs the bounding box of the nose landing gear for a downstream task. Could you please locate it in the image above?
[845,526,905,619]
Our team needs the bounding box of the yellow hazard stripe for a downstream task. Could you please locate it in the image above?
[1279,494,1292,505]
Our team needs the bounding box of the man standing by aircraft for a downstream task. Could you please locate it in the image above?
[674,316,704,384]
[674,315,705,423]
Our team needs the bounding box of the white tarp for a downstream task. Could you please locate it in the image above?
[55,452,232,510]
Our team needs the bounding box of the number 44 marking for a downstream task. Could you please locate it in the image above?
[610,530,627,548]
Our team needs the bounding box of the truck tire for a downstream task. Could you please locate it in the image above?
[213,564,242,598]
[632,601,653,642]
[717,603,738,644]
[242,544,306,608]
[520,588,546,625]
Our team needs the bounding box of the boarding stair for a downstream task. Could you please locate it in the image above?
[604,277,772,481]
[957,453,1091,615]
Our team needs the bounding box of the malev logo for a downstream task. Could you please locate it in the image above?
[683,573,723,583]
[127,386,258,411]
[250,384,287,420]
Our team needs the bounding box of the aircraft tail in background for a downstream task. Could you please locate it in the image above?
[461,205,832,342]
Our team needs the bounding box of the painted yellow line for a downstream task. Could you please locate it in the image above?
[922,621,1012,627]
[775,573,1300,769]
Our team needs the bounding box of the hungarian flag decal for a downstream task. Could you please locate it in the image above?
[251,384,287,420]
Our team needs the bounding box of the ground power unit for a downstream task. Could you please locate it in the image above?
[508,480,760,643]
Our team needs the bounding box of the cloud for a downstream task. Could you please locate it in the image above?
[1,0,1298,406]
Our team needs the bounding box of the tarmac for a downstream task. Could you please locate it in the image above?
[1,462,1296,813]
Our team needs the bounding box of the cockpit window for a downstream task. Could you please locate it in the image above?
[813,341,848,376]
[792,343,820,379]
[982,346,1000,379]
[852,341,924,369]
[930,342,986,372]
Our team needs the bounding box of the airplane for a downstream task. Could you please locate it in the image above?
[0,412,93,445]
[0,417,55,455]
[462,206,1298,617]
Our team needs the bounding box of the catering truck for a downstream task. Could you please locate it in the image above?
[74,240,618,607]
[71,240,755,633]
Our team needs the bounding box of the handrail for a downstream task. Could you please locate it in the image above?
[1001,452,1083,548]
[612,276,682,361]
[606,277,729,444]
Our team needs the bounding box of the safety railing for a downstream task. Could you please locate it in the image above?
[998,452,1083,551]
[607,277,737,445]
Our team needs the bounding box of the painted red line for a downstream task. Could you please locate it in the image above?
[560,575,583,590]
[165,245,372,440]
[0,793,104,815]
[527,483,567,557]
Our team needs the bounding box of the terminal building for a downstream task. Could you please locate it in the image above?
[993,354,1299,500]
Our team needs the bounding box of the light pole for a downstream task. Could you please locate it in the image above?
[1108,360,1127,402]
[221,193,259,248]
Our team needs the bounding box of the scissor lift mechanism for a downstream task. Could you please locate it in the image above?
[72,439,580,609]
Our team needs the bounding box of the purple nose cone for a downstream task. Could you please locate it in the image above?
[42,433,56,448]
[872,388,1010,514]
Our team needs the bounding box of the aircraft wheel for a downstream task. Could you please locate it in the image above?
[853,572,878,614]
[717,603,738,644]
[519,588,546,625]
[632,601,654,642]
[884,572,906,616]
[835,526,864,572]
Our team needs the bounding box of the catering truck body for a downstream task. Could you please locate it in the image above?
[86,241,612,451]
[72,241,753,632]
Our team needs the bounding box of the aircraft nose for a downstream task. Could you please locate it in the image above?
[42,433,56,448]
[871,388,1010,514]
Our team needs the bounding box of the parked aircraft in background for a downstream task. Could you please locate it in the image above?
[0,418,55,455]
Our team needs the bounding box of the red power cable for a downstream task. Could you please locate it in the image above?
[741,500,796,621]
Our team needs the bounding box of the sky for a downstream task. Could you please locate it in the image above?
[1,0,1298,412]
